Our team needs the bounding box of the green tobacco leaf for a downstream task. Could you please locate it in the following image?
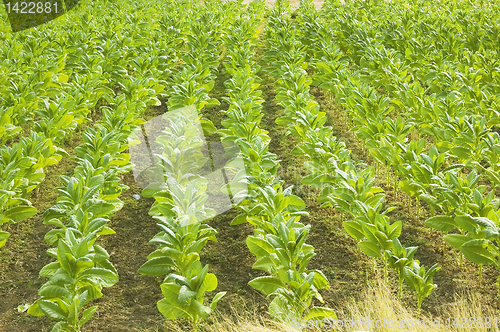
[39,262,61,278]
[80,306,98,326]
[311,270,330,289]
[139,257,174,276]
[473,217,500,239]
[268,295,292,322]
[252,256,274,272]
[178,285,198,303]
[303,306,337,321]
[246,236,274,257]
[26,300,45,317]
[157,282,190,319]
[248,276,285,295]
[38,285,69,298]
[286,195,306,212]
[4,206,38,221]
[425,215,457,232]
[199,273,218,294]
[39,300,67,321]
[230,213,247,226]
[44,229,65,246]
[358,241,381,258]
[204,98,220,109]
[444,234,474,250]
[461,239,498,266]
[343,221,365,240]
[450,146,471,160]
[0,231,10,248]
[157,298,186,320]
[201,118,217,135]
[209,291,226,310]
[388,220,403,239]
[188,299,212,321]
[78,268,118,284]
[454,215,478,233]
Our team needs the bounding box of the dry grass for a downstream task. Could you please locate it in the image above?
[136,279,500,332]
[339,280,500,332]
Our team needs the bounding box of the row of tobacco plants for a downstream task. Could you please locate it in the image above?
[312,0,500,297]
[6,0,500,329]
[15,0,176,330]
[216,1,337,325]
[265,0,439,310]
[0,0,170,249]
[138,0,237,327]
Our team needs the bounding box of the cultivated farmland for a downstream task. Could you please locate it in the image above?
[1,0,500,331]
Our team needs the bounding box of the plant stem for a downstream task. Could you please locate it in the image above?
[383,256,388,283]
[496,272,500,299]
[398,279,403,300]
[372,258,376,278]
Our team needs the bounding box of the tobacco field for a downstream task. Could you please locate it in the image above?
[1,0,500,330]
